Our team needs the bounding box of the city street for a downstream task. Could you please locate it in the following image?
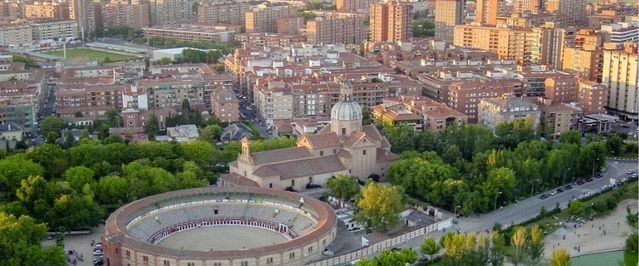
[379,159,638,257]
[236,91,272,139]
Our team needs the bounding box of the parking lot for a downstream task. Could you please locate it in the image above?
[42,225,105,266]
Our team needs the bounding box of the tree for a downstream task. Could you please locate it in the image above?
[559,130,581,145]
[361,106,372,125]
[568,200,585,215]
[356,182,403,232]
[0,212,66,266]
[144,114,160,139]
[178,140,215,167]
[62,166,95,193]
[105,108,120,127]
[0,155,44,201]
[27,144,68,179]
[94,175,130,206]
[356,248,417,266]
[199,124,222,143]
[49,193,104,229]
[489,231,505,266]
[421,237,440,260]
[527,225,544,265]
[510,227,527,266]
[326,175,360,207]
[39,116,65,140]
[626,233,638,254]
[549,248,570,266]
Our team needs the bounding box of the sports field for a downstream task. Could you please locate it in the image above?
[156,225,289,251]
[43,48,139,62]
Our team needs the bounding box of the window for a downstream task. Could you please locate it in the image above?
[187,263,195,266]
[163,260,170,266]
[308,246,313,253]
[341,128,346,135]
[269,183,273,188]
[291,179,295,186]
[362,150,366,155]
[241,261,248,266]
[319,151,324,156]
[289,252,295,259]
[267,257,274,264]
[126,250,130,258]
[143,256,148,263]
[213,263,222,266]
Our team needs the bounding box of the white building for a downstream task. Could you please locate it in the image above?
[31,20,79,42]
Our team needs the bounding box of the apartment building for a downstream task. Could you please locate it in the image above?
[453,25,531,65]
[600,23,639,44]
[545,0,584,25]
[211,88,240,122]
[0,2,20,20]
[102,2,151,30]
[56,84,126,119]
[562,47,602,82]
[69,0,97,37]
[528,22,576,69]
[31,20,79,42]
[577,79,608,115]
[544,74,578,103]
[602,43,638,120]
[143,24,238,43]
[525,97,580,137]
[475,0,504,25]
[512,0,541,15]
[336,0,378,12]
[245,3,296,33]
[306,15,367,44]
[197,0,260,25]
[149,0,194,26]
[139,79,205,109]
[24,1,69,19]
[447,79,520,122]
[478,94,540,130]
[234,32,306,48]
[277,16,304,35]
[0,24,33,47]
[370,1,413,42]
[434,0,463,41]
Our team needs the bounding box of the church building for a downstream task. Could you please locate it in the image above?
[219,83,398,191]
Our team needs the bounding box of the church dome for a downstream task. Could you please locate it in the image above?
[331,101,362,121]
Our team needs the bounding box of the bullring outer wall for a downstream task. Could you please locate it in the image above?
[101,186,337,266]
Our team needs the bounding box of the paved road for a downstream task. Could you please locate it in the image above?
[382,159,638,256]
[235,90,273,139]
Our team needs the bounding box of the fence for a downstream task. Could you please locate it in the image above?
[307,218,452,266]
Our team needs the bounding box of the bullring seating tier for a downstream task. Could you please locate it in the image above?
[125,192,319,244]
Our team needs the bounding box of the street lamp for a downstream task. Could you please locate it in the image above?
[494,191,502,210]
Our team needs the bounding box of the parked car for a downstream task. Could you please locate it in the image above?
[585,177,594,182]
[576,179,586,185]
[549,191,558,196]
[564,185,573,190]
[556,188,564,193]
[539,193,550,199]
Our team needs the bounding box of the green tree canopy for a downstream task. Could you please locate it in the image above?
[0,212,66,265]
[355,182,403,232]
[326,175,360,206]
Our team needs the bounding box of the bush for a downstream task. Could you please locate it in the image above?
[627,233,638,254]
[568,201,585,216]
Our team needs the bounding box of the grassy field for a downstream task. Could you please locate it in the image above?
[44,48,138,62]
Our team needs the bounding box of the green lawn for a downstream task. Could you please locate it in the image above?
[43,48,138,62]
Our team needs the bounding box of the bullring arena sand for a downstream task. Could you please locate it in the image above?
[544,199,638,258]
[156,225,289,251]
